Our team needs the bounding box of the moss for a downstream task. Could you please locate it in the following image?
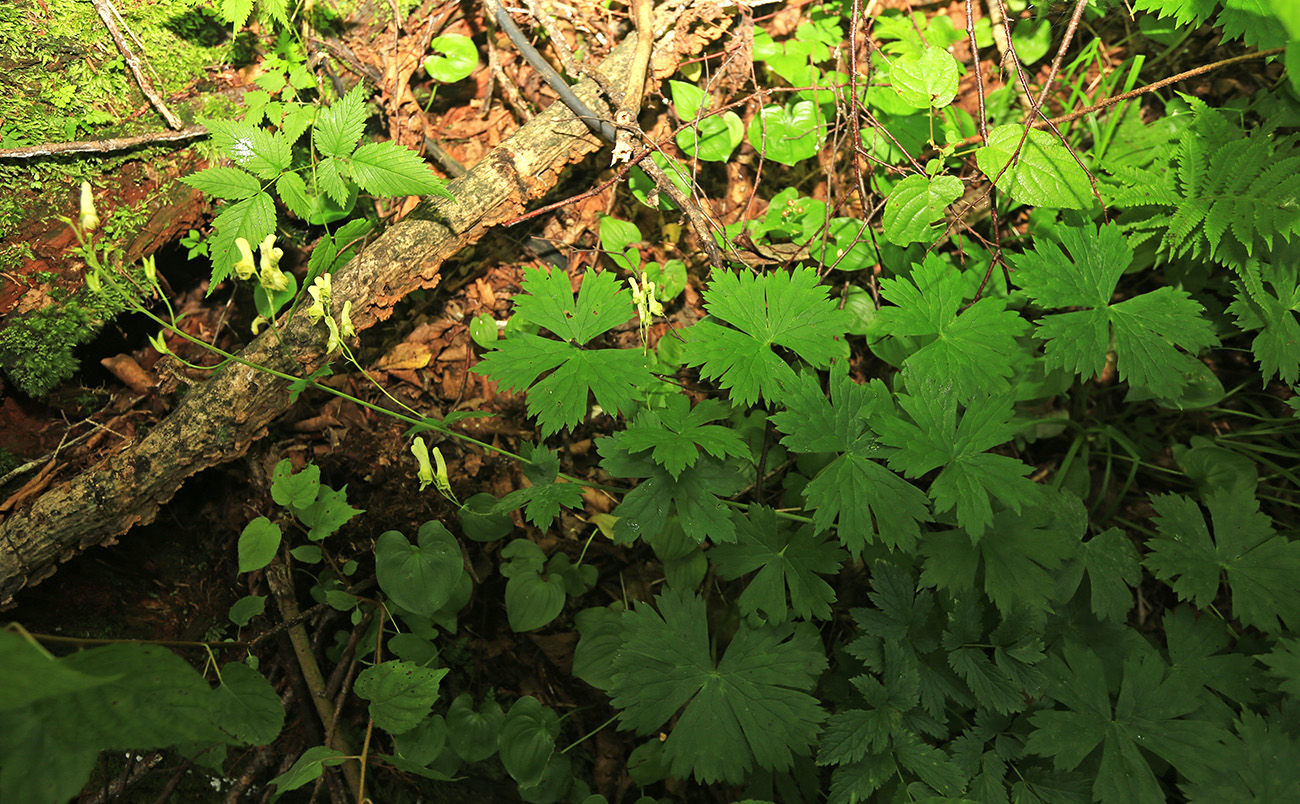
[0,278,136,398]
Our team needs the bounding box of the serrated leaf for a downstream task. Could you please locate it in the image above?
[711,506,846,624]
[613,395,749,479]
[1081,527,1141,621]
[684,267,849,407]
[891,46,960,109]
[182,166,264,200]
[598,448,746,544]
[1145,489,1300,633]
[513,266,634,344]
[348,141,453,198]
[876,254,1029,399]
[275,171,313,220]
[295,484,363,541]
[883,173,964,245]
[609,589,827,784]
[314,85,369,159]
[206,192,276,289]
[355,660,448,735]
[976,124,1092,209]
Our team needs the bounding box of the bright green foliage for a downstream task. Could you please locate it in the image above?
[608,590,827,784]
[747,101,826,166]
[876,383,1038,540]
[1226,262,1300,384]
[882,173,964,245]
[613,395,749,479]
[684,267,849,407]
[770,370,931,555]
[492,444,585,531]
[1145,489,1300,632]
[975,124,1093,209]
[891,46,960,109]
[1026,642,1226,804]
[670,80,744,162]
[875,254,1029,399]
[1107,99,1300,273]
[474,267,653,435]
[375,520,466,617]
[238,516,282,572]
[424,34,479,83]
[355,660,449,734]
[599,438,746,543]
[184,86,451,287]
[1133,0,1291,50]
[1010,222,1219,395]
[919,498,1081,613]
[710,505,846,625]
[0,633,282,804]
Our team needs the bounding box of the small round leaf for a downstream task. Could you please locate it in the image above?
[424,34,478,83]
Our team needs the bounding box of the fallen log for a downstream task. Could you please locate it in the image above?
[0,32,642,608]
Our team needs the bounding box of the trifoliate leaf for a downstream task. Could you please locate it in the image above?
[1027,642,1226,804]
[1145,489,1300,633]
[348,141,453,199]
[877,383,1038,540]
[976,124,1092,209]
[609,589,827,784]
[1010,222,1219,395]
[613,395,749,479]
[876,254,1029,399]
[684,267,849,407]
[711,505,846,624]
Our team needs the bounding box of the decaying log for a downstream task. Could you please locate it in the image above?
[0,33,641,607]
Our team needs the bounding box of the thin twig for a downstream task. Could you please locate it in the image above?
[0,125,207,159]
[89,0,183,129]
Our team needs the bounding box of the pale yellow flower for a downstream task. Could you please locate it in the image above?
[233,238,257,280]
[79,181,99,232]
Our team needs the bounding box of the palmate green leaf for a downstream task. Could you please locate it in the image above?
[313,84,369,159]
[920,504,1079,614]
[941,597,1046,714]
[684,266,849,407]
[1134,0,1289,50]
[609,589,827,784]
[1026,642,1226,804]
[348,141,454,199]
[770,370,931,555]
[876,383,1038,540]
[613,395,749,479]
[1180,710,1300,804]
[476,268,653,435]
[598,444,746,543]
[711,505,846,625]
[1261,638,1300,697]
[1145,488,1300,633]
[1010,222,1219,395]
[355,660,448,735]
[975,124,1092,209]
[1162,607,1260,704]
[876,254,1029,399]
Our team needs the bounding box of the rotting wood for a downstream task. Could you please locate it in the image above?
[0,30,649,608]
